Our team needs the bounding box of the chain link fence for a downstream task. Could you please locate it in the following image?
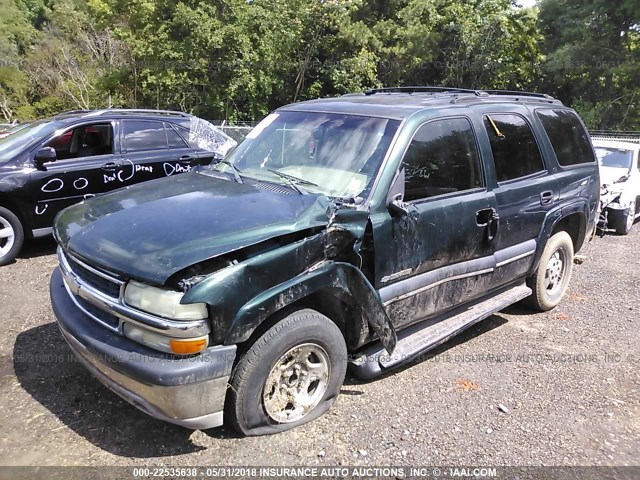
[211,122,256,143]
[590,130,640,143]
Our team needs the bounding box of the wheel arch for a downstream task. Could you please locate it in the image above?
[0,195,29,238]
[531,203,588,275]
[223,261,396,354]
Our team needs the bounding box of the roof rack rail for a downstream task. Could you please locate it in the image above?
[84,108,191,118]
[54,109,92,116]
[363,86,487,96]
[480,90,555,100]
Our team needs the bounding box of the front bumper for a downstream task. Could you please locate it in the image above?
[50,267,236,430]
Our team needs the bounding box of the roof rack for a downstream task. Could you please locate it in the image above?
[84,108,191,118]
[481,90,555,100]
[364,86,486,96]
[54,109,92,117]
[361,86,557,101]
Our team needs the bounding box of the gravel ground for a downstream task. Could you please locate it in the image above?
[0,229,638,467]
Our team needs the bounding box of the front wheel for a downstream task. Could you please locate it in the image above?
[225,309,347,436]
[0,207,24,266]
[614,200,636,235]
[526,231,574,311]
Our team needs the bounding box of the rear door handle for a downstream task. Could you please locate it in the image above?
[101,162,119,172]
[540,190,554,205]
[179,155,192,161]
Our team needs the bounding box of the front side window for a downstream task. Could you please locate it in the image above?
[123,120,167,152]
[537,109,595,166]
[219,111,400,199]
[45,123,113,160]
[484,114,545,182]
[402,118,483,202]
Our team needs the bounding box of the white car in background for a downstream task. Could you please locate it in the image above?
[592,138,640,235]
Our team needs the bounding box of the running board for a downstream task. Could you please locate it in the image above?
[350,284,532,379]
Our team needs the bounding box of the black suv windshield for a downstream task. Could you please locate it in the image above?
[0,120,59,163]
[219,111,399,198]
[595,147,633,171]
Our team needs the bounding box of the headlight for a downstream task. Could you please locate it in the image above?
[124,280,208,320]
[123,323,208,355]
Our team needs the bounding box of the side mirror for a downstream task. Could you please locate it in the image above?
[388,193,411,216]
[386,167,410,216]
[34,147,57,168]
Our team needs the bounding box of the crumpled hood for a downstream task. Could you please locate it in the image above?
[599,166,629,187]
[55,172,331,284]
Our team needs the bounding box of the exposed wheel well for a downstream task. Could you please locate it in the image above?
[551,212,586,253]
[234,290,366,357]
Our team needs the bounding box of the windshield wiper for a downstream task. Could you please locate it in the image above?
[267,169,318,195]
[215,160,244,184]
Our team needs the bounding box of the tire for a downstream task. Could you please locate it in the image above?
[226,309,347,436]
[613,200,636,235]
[0,207,24,266]
[526,231,574,312]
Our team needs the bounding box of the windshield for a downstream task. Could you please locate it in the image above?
[595,147,634,171]
[217,111,399,198]
[0,120,59,163]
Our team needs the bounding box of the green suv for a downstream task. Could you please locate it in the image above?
[50,87,600,436]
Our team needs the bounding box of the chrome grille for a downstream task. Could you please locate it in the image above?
[65,255,122,299]
[57,247,211,339]
[75,295,121,332]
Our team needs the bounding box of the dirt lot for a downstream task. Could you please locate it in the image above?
[0,229,638,467]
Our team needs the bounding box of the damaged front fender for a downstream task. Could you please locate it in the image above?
[180,211,397,354]
[230,261,396,354]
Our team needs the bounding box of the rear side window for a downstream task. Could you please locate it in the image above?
[165,123,188,149]
[484,114,545,182]
[123,120,167,152]
[536,109,596,166]
[402,118,483,202]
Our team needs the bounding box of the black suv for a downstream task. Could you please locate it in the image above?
[0,109,235,265]
[50,88,599,436]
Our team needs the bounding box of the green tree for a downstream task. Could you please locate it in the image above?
[539,0,640,129]
[0,0,37,120]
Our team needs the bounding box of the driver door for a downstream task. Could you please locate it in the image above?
[373,117,497,329]
[29,121,121,229]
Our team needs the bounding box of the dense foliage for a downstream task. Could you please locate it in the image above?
[0,0,638,128]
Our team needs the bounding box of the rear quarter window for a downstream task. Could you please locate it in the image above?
[536,109,596,166]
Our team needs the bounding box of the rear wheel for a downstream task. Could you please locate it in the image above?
[0,207,24,266]
[225,309,347,436]
[526,231,574,311]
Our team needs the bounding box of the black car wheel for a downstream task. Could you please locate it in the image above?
[0,207,24,266]
[225,309,347,436]
[526,231,574,312]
